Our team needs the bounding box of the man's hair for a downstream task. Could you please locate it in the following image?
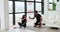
[34,10,38,13]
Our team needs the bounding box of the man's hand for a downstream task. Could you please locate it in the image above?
[29,17,31,19]
[29,16,35,19]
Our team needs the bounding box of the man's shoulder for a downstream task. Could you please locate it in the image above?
[38,14,41,15]
[38,14,41,16]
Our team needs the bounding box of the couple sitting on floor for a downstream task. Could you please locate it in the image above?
[18,11,42,28]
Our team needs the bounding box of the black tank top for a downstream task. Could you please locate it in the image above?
[35,14,41,22]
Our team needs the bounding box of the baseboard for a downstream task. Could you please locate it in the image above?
[50,27,59,30]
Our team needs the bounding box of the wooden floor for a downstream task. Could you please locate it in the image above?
[0,26,60,32]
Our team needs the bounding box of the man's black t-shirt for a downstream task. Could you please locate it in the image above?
[35,14,41,22]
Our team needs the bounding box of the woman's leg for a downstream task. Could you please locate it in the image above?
[24,23,26,28]
[18,22,22,27]
[22,22,26,28]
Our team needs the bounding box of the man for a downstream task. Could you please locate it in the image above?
[29,10,42,28]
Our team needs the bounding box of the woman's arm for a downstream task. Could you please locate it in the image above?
[21,17,26,20]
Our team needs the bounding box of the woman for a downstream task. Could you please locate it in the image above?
[18,15,27,28]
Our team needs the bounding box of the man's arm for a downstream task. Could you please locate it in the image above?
[40,17,42,22]
[21,17,26,20]
[39,14,42,22]
[38,17,42,24]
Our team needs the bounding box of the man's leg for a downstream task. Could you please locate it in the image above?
[34,22,38,27]
[38,21,42,28]
[38,23,41,28]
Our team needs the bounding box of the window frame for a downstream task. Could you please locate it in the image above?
[9,0,44,25]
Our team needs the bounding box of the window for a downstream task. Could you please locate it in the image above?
[27,0,34,1]
[49,0,53,3]
[36,3,41,11]
[15,13,25,25]
[9,14,13,26]
[48,0,57,11]
[9,0,44,25]
[36,0,41,2]
[15,1,25,12]
[27,2,34,12]
[9,1,13,13]
[9,1,13,26]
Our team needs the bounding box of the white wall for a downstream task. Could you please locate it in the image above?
[0,18,1,29]
[0,0,9,30]
[43,0,60,28]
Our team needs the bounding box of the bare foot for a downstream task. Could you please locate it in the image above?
[38,25,41,28]
[34,25,37,27]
